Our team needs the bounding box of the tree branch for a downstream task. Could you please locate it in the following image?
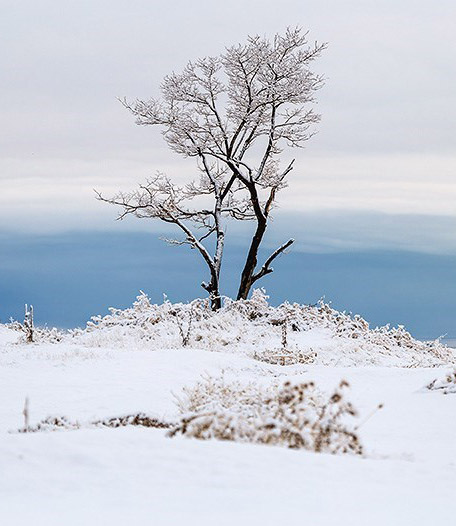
[251,238,294,284]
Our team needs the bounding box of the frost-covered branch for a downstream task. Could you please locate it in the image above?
[100,27,326,305]
[251,238,295,285]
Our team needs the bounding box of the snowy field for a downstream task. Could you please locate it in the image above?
[1,295,456,526]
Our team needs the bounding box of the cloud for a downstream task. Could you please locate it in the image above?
[1,153,455,239]
[266,211,456,255]
[1,0,455,253]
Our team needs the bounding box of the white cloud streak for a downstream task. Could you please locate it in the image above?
[1,0,455,252]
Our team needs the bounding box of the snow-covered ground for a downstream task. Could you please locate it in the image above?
[1,299,456,525]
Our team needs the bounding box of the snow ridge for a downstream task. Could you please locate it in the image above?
[64,290,454,367]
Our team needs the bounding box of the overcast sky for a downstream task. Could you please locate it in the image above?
[1,0,456,251]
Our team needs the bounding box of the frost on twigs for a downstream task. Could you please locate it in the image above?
[254,313,317,365]
[17,413,171,433]
[92,414,171,429]
[23,304,34,343]
[426,369,456,394]
[169,375,363,455]
[254,347,317,366]
[69,292,209,349]
[18,415,80,433]
[69,289,455,367]
[98,28,327,307]
[7,304,64,344]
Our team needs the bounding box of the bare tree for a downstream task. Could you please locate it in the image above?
[98,27,326,307]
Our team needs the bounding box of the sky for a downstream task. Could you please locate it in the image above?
[1,0,455,337]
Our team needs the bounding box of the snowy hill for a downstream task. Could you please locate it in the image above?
[62,290,454,367]
[1,293,455,525]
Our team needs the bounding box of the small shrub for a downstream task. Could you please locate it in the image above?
[254,347,317,366]
[93,413,171,429]
[254,316,317,365]
[69,290,454,366]
[7,304,64,344]
[169,375,363,455]
[17,413,170,433]
[18,415,80,433]
[426,369,456,394]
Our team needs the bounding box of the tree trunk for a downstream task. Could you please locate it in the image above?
[204,274,221,310]
[203,229,223,311]
[210,209,224,311]
[236,219,267,300]
[210,290,222,310]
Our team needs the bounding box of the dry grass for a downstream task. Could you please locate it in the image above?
[426,369,456,394]
[17,413,171,433]
[169,375,363,455]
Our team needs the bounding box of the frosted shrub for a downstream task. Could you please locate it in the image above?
[426,369,456,394]
[92,414,171,429]
[5,305,40,343]
[254,347,317,366]
[224,289,272,320]
[169,376,363,455]
[70,290,454,366]
[7,317,64,345]
[18,413,170,433]
[18,415,80,433]
[29,326,64,344]
[254,316,317,365]
[70,292,210,348]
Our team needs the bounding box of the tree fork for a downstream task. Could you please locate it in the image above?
[236,220,267,300]
[237,235,295,300]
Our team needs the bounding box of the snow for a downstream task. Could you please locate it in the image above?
[1,300,456,525]
[3,426,454,526]
[64,291,454,367]
[426,368,456,394]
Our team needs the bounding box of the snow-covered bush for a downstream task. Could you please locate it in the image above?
[93,414,171,429]
[69,289,454,367]
[69,292,209,349]
[426,369,456,394]
[7,319,64,344]
[17,413,171,433]
[169,375,363,455]
[5,304,64,344]
[18,415,80,433]
[254,347,317,366]
[253,316,317,365]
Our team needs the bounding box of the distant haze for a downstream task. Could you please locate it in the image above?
[0,231,455,340]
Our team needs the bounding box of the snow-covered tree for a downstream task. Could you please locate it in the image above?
[98,27,326,309]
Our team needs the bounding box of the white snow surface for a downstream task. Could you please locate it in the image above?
[1,298,456,525]
[426,368,456,394]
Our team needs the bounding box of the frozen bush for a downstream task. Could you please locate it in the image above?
[169,375,363,455]
[69,290,455,367]
[17,413,170,433]
[7,311,64,345]
[18,415,80,433]
[426,369,456,394]
[254,347,317,366]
